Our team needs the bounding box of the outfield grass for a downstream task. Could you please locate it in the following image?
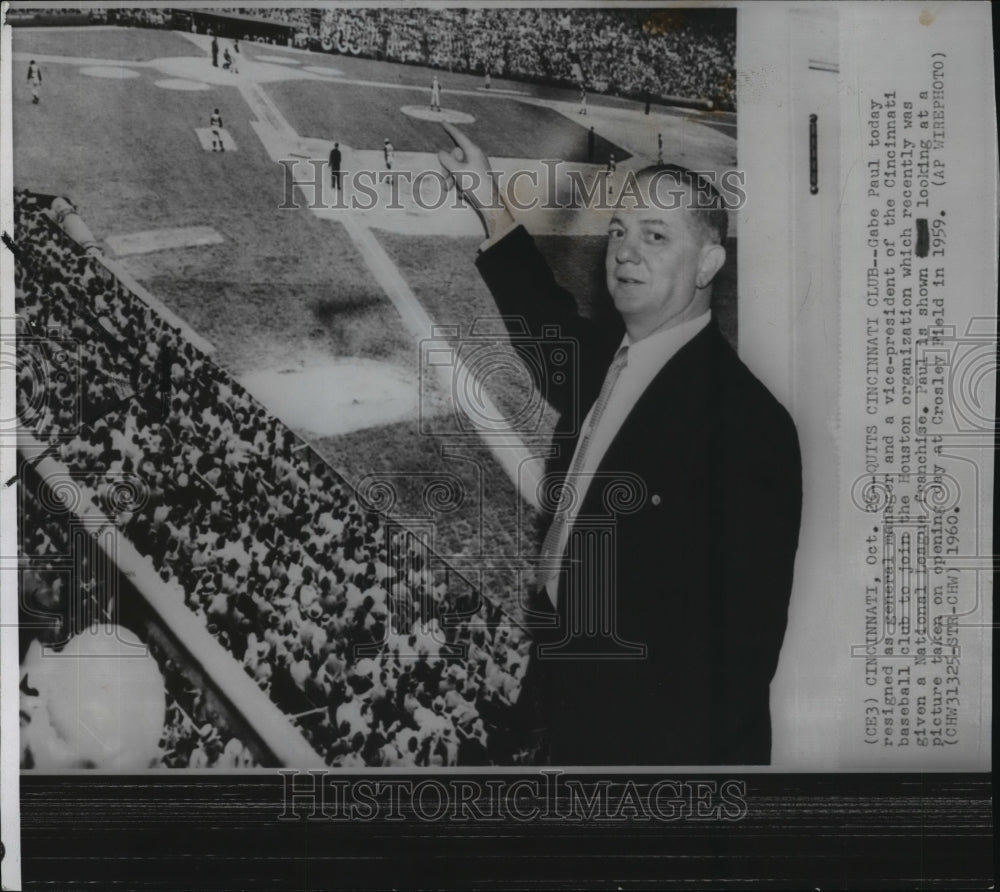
[265,79,630,162]
[14,69,255,233]
[12,26,200,61]
[135,253,414,378]
[11,61,415,377]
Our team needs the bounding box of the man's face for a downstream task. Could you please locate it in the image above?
[605,182,715,340]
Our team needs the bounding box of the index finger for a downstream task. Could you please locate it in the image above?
[440,121,475,154]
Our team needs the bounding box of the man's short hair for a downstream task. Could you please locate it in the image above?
[636,164,729,245]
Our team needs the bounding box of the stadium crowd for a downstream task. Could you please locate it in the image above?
[24,6,734,108]
[14,190,533,767]
[18,472,257,769]
[221,7,736,110]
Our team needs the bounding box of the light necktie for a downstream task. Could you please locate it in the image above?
[538,344,629,593]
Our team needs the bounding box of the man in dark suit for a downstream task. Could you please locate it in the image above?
[439,124,802,765]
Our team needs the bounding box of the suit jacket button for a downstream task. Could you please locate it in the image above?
[651,494,662,506]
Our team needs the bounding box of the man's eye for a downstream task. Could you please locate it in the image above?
[608,228,624,238]
[645,231,665,242]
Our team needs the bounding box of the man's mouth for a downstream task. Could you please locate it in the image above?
[616,275,644,284]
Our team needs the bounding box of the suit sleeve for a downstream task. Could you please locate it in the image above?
[475,225,602,417]
[709,399,803,764]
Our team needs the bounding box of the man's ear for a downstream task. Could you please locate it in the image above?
[695,243,726,290]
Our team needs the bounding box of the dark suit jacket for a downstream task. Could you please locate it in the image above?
[476,226,802,765]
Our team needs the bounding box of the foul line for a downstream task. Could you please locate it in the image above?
[238,78,297,138]
[338,214,544,508]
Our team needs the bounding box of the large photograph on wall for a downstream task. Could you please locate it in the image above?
[8,4,750,772]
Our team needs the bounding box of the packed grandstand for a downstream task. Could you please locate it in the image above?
[84,6,737,111]
[15,191,536,769]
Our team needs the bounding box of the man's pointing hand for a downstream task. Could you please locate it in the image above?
[438,122,514,238]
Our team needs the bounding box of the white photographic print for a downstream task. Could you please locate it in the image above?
[1,2,994,889]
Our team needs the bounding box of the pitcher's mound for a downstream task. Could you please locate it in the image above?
[240,359,421,436]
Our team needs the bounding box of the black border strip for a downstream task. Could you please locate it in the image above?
[18,773,994,890]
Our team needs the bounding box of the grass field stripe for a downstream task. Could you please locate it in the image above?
[238,79,297,139]
[11,51,149,68]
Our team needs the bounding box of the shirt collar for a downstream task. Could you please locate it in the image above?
[621,311,712,372]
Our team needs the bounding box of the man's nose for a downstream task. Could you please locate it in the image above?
[615,233,641,264]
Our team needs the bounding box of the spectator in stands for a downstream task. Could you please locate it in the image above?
[209,6,735,108]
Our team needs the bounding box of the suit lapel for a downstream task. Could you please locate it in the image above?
[593,323,721,483]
